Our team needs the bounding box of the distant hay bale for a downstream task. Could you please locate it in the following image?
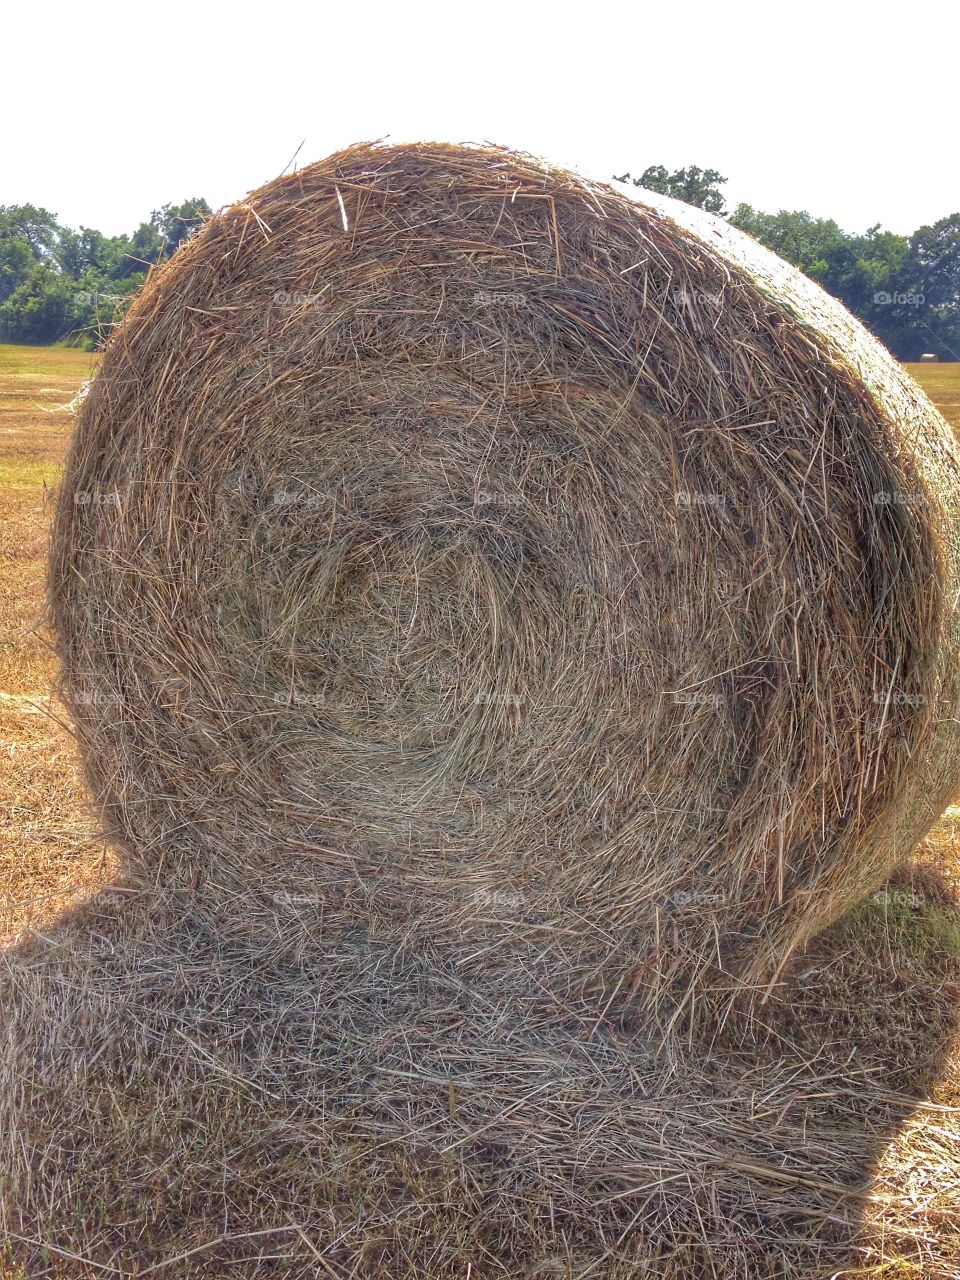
[50,142,960,1013]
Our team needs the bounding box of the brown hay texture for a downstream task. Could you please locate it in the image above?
[49,142,960,1014]
[9,142,960,1277]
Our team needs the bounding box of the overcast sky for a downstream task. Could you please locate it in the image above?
[6,0,957,238]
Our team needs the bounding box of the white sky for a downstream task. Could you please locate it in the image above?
[5,0,958,238]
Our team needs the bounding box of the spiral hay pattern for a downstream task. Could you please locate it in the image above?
[51,142,960,1012]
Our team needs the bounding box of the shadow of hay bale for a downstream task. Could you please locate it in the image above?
[1,856,958,1278]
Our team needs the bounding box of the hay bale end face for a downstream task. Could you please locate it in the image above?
[50,142,960,1009]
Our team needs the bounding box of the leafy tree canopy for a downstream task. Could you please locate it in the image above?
[615,165,728,216]
[615,165,959,360]
[0,197,211,347]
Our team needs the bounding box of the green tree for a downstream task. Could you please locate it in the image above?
[154,197,211,250]
[729,205,849,281]
[66,270,146,350]
[121,221,166,275]
[892,214,960,360]
[0,204,60,259]
[615,165,728,215]
[116,199,211,276]
[0,236,36,303]
[0,196,210,346]
[730,205,921,354]
[906,214,960,308]
[0,263,71,343]
[56,226,129,278]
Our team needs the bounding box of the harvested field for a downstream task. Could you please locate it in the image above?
[1,140,960,1275]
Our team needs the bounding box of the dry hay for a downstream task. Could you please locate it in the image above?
[3,870,960,1277]
[49,141,960,1014]
[7,142,960,1276]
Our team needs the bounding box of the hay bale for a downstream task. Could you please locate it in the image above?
[50,142,960,1012]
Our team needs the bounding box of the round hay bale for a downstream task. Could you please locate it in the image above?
[49,142,960,1010]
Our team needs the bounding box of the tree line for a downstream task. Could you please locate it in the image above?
[616,166,960,361]
[1,169,957,360]
[0,199,210,349]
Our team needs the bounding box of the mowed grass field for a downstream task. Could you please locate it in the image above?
[1,345,960,1274]
[0,344,109,942]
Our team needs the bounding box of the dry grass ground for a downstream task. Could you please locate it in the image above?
[0,345,113,945]
[1,346,959,1276]
[909,363,960,436]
